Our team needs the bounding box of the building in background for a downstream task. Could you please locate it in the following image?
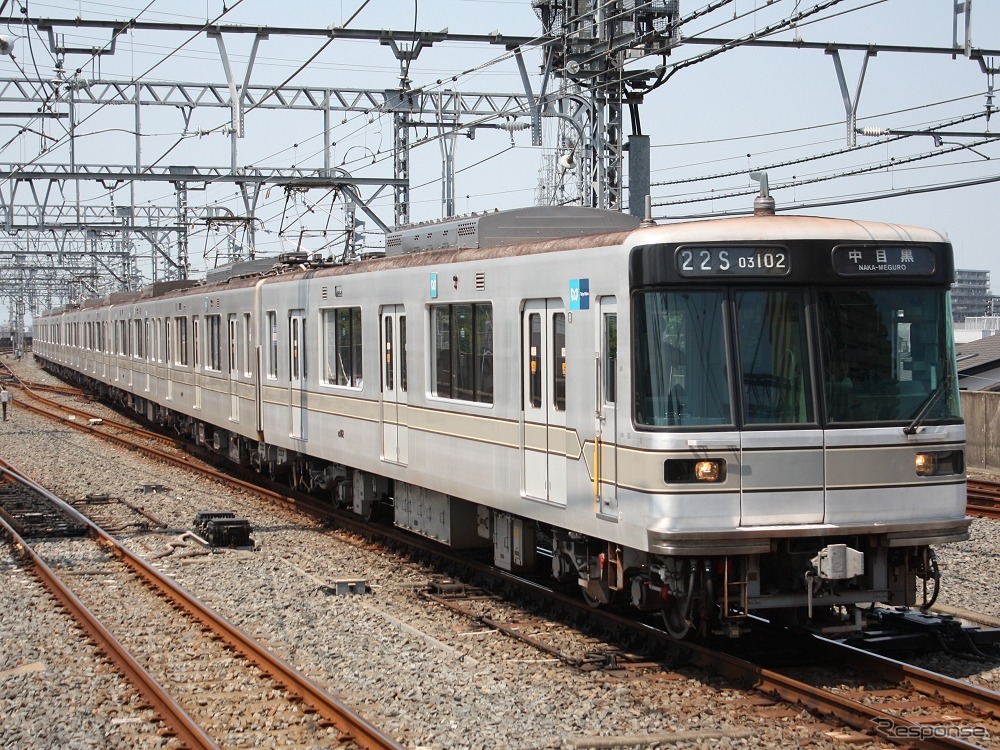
[952,269,991,322]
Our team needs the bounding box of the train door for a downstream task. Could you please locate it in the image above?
[521,299,567,506]
[735,289,824,525]
[596,297,619,517]
[228,313,239,422]
[380,305,408,465]
[288,309,307,440]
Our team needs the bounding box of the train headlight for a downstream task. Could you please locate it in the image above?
[914,450,964,477]
[664,459,726,483]
[914,453,936,476]
[695,460,721,482]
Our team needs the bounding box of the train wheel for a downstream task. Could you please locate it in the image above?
[662,599,692,640]
[580,579,613,608]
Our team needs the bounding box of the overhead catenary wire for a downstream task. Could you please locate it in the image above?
[2,0,998,289]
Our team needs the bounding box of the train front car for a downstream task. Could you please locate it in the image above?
[615,215,968,638]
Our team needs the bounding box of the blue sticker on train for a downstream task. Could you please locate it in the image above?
[430,272,438,299]
[569,278,589,310]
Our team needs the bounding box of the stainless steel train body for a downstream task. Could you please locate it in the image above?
[33,206,969,637]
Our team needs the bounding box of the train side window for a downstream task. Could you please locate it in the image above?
[176,317,189,366]
[266,310,278,379]
[553,312,566,411]
[323,307,362,387]
[207,314,221,371]
[432,303,493,404]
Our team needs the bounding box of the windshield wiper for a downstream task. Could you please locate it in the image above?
[903,372,954,435]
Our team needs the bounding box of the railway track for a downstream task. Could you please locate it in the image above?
[967,480,1000,519]
[13,364,1000,748]
[0,459,404,750]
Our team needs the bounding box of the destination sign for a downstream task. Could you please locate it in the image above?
[675,246,790,277]
[832,245,936,276]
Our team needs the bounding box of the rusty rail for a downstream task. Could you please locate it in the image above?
[0,459,405,750]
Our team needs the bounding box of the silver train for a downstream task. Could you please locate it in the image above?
[33,202,969,638]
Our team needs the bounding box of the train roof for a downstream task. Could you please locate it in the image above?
[37,210,953,313]
[294,211,950,283]
[636,213,948,245]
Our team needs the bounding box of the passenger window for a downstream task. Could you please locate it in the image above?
[432,303,493,404]
[323,307,363,387]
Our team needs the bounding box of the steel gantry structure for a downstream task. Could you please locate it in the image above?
[1,1,998,343]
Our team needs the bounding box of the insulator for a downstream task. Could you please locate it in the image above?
[859,127,887,137]
[499,121,530,132]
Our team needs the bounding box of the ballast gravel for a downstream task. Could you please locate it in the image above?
[3,354,994,749]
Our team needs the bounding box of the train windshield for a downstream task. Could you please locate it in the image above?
[633,286,959,429]
[734,290,814,425]
[818,288,960,424]
[634,291,732,426]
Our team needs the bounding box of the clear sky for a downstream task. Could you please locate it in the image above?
[2,0,1000,322]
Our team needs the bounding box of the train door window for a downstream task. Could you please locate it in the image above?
[399,315,407,392]
[243,313,253,377]
[191,317,200,368]
[552,312,566,411]
[528,313,542,408]
[146,320,152,362]
[384,316,394,391]
[228,315,238,374]
[176,317,189,366]
[163,318,170,364]
[289,315,307,380]
[604,312,617,404]
[266,310,278,379]
[290,317,300,380]
[734,290,814,425]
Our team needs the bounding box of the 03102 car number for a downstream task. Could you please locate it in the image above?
[676,246,790,277]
